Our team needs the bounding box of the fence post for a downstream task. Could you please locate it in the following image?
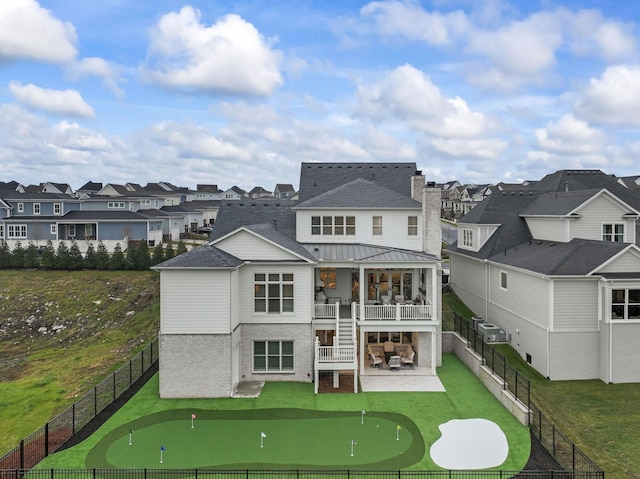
[94,386,98,416]
[129,359,132,387]
[573,442,576,471]
[72,403,76,435]
[515,371,519,400]
[45,422,49,457]
[552,425,556,457]
[19,440,24,470]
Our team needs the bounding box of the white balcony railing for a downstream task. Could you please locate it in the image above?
[316,345,356,363]
[359,303,433,321]
[314,303,338,319]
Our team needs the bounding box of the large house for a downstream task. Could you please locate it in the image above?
[448,170,640,383]
[153,163,443,397]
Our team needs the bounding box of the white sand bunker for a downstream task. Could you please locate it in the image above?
[430,418,508,469]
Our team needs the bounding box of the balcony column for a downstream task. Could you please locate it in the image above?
[431,265,437,315]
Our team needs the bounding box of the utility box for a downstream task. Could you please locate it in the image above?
[471,317,484,330]
[477,323,507,343]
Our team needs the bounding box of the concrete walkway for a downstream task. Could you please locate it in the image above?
[233,381,265,398]
[360,373,446,392]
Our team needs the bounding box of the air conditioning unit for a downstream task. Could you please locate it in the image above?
[471,317,484,330]
[477,323,507,343]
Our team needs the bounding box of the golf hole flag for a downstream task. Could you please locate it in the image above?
[160,445,166,464]
[191,413,196,428]
[396,424,401,440]
[260,432,267,448]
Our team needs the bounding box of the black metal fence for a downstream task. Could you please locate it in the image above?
[451,313,603,477]
[0,469,605,479]
[0,339,158,471]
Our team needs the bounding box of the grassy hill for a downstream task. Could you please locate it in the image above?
[0,270,160,456]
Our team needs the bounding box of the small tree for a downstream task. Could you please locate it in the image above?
[84,243,97,270]
[151,243,165,266]
[164,243,175,260]
[136,242,151,270]
[68,240,84,270]
[24,243,39,269]
[95,241,110,270]
[11,242,25,269]
[0,241,11,268]
[125,243,138,270]
[40,240,56,269]
[176,240,188,256]
[56,241,70,270]
[110,243,126,270]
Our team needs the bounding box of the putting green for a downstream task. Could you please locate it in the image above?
[88,409,424,469]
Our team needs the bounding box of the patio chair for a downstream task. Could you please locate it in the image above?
[401,349,415,368]
[369,353,383,368]
[395,295,405,305]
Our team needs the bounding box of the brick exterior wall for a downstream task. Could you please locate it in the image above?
[239,323,314,383]
[159,334,232,398]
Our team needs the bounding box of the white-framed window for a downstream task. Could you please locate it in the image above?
[611,289,640,319]
[602,224,624,242]
[108,202,125,209]
[0,225,3,238]
[17,203,24,213]
[462,228,473,247]
[254,273,294,313]
[8,224,27,239]
[408,216,418,236]
[141,199,151,206]
[50,224,57,235]
[253,340,294,372]
[69,225,76,238]
[311,216,355,236]
[372,216,382,235]
[500,271,508,290]
[85,224,92,236]
[33,203,40,215]
[53,203,61,215]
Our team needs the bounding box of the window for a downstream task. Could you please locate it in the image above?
[0,225,3,238]
[8,225,27,239]
[612,289,640,319]
[408,216,418,235]
[500,271,508,290]
[69,225,76,238]
[34,203,40,215]
[319,268,336,289]
[372,216,382,235]
[253,340,294,372]
[17,203,24,213]
[603,224,624,242]
[254,273,294,313]
[108,202,125,209]
[311,216,356,236]
[50,225,57,235]
[462,228,473,247]
[53,203,61,215]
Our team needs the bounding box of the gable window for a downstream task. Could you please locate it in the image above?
[500,271,508,290]
[372,216,382,235]
[408,216,418,236]
[108,202,125,209]
[33,203,41,215]
[311,216,355,236]
[254,273,294,313]
[253,340,294,372]
[8,225,27,239]
[602,224,624,242]
[17,203,24,213]
[53,203,61,215]
[462,228,474,248]
[611,289,640,320]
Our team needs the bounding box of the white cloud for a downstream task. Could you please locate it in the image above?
[535,114,605,154]
[430,137,507,159]
[66,57,127,98]
[359,0,469,46]
[573,65,640,127]
[9,82,95,118]
[356,64,488,137]
[143,6,283,96]
[0,0,77,63]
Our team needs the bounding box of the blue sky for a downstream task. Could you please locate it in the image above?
[2,0,640,191]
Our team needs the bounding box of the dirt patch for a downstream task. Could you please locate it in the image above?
[318,373,360,393]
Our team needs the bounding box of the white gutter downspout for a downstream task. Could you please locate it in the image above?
[547,278,553,379]
[483,259,489,321]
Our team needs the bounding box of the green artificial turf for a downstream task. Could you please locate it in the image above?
[35,354,530,471]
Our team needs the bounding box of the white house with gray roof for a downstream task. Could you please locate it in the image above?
[448,170,640,383]
[153,162,443,397]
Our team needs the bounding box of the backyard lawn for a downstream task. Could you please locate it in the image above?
[35,354,530,471]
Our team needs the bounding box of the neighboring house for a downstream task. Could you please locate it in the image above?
[249,186,273,199]
[75,181,103,197]
[194,184,223,200]
[221,186,247,200]
[448,169,640,383]
[153,162,443,398]
[160,204,205,233]
[274,183,296,199]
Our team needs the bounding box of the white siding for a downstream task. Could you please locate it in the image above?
[449,253,486,318]
[549,331,600,380]
[239,263,313,324]
[552,279,599,330]
[216,230,301,261]
[596,249,640,273]
[295,209,422,250]
[160,270,231,334]
[525,217,567,242]
[489,265,549,329]
[570,194,634,242]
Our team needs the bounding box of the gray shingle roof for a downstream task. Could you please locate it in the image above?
[295,178,421,209]
[519,189,605,216]
[298,162,418,201]
[154,244,243,269]
[484,238,629,275]
[241,224,318,262]
[210,201,297,240]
